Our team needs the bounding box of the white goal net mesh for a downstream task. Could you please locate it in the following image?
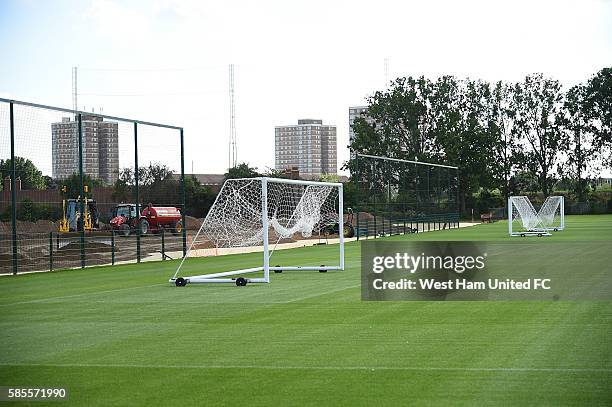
[538,196,563,229]
[198,178,339,249]
[510,196,542,231]
[510,195,564,233]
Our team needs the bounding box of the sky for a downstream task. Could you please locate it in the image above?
[0,0,611,177]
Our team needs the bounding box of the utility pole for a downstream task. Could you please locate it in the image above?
[228,64,237,169]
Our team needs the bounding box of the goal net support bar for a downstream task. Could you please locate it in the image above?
[170,177,344,285]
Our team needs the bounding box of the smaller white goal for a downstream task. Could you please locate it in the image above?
[170,177,345,286]
[508,196,564,237]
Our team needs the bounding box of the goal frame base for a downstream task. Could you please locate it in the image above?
[509,230,552,237]
[170,266,343,285]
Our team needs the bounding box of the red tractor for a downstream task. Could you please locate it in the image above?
[110,203,183,237]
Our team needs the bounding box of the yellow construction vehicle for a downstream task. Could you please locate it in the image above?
[59,185,69,232]
[83,186,94,231]
[58,185,98,232]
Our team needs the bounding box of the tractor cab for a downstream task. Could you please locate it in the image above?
[113,204,138,220]
[110,204,139,235]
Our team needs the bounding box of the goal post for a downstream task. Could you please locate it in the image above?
[170,177,344,286]
[508,195,564,237]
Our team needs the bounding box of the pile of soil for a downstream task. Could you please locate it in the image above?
[0,220,57,234]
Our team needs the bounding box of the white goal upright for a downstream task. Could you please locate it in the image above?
[171,177,344,286]
[508,196,564,237]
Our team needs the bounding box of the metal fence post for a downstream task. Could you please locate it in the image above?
[9,102,17,275]
[111,231,115,265]
[180,128,187,257]
[134,122,140,263]
[49,232,53,272]
[78,113,85,269]
[373,159,377,238]
[161,228,165,261]
[355,153,360,241]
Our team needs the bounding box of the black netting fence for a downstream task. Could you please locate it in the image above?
[0,98,186,274]
[353,154,460,239]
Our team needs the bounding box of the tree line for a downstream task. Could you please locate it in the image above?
[347,68,611,213]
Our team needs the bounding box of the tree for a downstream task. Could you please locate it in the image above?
[43,176,58,190]
[560,83,597,201]
[0,157,45,191]
[356,76,435,160]
[112,168,134,202]
[224,163,260,180]
[511,74,566,196]
[345,76,438,211]
[139,162,174,186]
[487,81,519,200]
[261,167,298,179]
[112,164,179,205]
[430,77,493,213]
[184,175,216,218]
[509,170,539,195]
[584,67,612,166]
[318,174,338,183]
[58,173,102,198]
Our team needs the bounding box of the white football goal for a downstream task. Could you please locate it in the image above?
[508,196,564,237]
[171,177,344,286]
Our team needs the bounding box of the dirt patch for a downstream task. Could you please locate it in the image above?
[185,216,203,230]
[0,220,57,234]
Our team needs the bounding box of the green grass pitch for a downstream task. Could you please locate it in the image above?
[0,215,611,406]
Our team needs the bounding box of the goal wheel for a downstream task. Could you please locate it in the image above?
[175,277,187,287]
[554,228,558,231]
[235,277,248,286]
[274,265,282,273]
[319,264,327,273]
[537,233,542,237]
[520,233,525,237]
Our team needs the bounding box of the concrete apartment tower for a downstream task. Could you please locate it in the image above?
[52,115,119,185]
[275,119,337,179]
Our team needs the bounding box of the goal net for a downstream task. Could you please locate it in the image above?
[538,196,565,231]
[171,177,344,285]
[508,196,564,236]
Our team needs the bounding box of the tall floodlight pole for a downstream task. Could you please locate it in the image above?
[229,64,237,169]
[384,58,389,87]
[72,67,78,118]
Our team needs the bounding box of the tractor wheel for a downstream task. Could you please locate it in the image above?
[343,224,355,238]
[235,277,248,286]
[139,219,149,236]
[175,277,187,287]
[119,224,130,237]
[171,221,183,236]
